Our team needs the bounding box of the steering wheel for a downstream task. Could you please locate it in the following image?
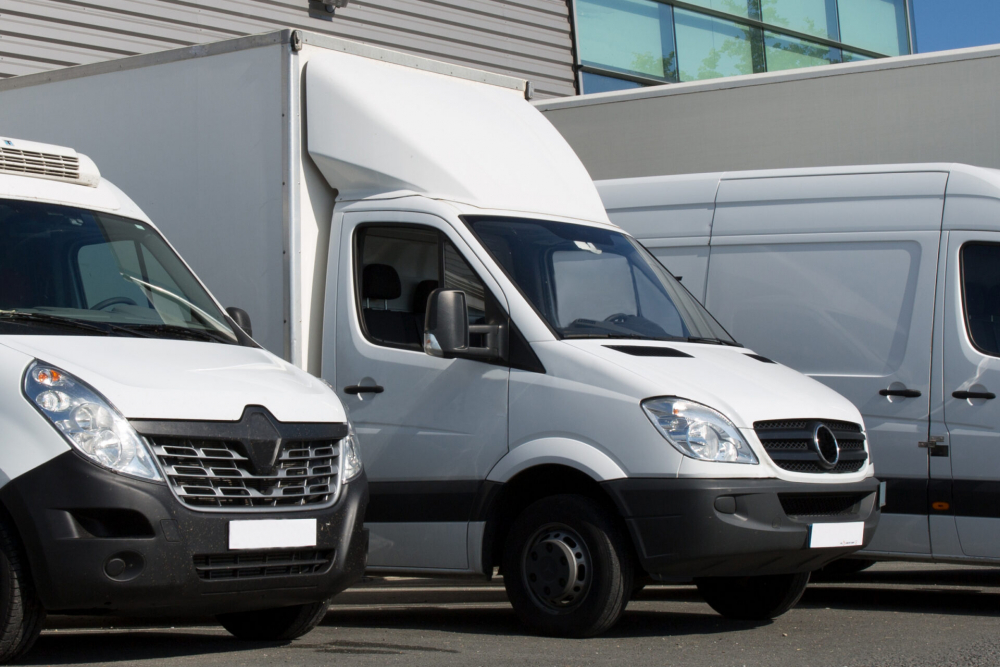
[90,296,138,311]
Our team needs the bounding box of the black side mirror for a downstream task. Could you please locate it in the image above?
[423,289,468,358]
[226,307,253,337]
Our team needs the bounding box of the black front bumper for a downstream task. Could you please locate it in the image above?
[603,476,881,578]
[0,452,369,616]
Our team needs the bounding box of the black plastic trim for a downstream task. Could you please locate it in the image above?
[745,353,776,364]
[606,345,693,358]
[509,322,545,374]
[366,480,486,523]
[131,405,347,441]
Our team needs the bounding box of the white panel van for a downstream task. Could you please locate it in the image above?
[598,164,1000,569]
[0,31,880,637]
[0,137,367,663]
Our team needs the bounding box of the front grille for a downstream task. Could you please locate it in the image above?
[149,437,341,510]
[0,146,80,182]
[779,493,868,518]
[194,549,334,580]
[754,419,867,474]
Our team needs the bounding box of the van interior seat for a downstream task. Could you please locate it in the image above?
[362,264,419,346]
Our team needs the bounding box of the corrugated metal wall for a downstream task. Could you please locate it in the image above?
[0,0,576,97]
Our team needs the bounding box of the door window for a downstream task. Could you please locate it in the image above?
[961,242,1000,357]
[356,225,491,350]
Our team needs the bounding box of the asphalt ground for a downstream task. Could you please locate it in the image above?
[25,563,1000,667]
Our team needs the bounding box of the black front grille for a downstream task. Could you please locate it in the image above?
[194,549,334,580]
[754,419,867,474]
[150,437,341,510]
[779,493,868,517]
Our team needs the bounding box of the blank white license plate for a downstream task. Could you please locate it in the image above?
[229,519,317,550]
[809,521,864,548]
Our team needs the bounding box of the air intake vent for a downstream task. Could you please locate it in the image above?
[754,419,867,474]
[0,146,79,182]
[605,345,692,358]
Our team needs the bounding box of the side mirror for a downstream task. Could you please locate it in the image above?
[226,307,253,337]
[423,289,468,358]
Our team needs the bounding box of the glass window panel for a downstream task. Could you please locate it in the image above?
[675,9,759,82]
[760,0,838,41]
[764,31,840,71]
[682,0,756,20]
[838,0,909,56]
[576,0,676,81]
[581,71,645,94]
[842,50,872,62]
[961,243,1000,357]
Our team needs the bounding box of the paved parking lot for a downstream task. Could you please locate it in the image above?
[25,563,1000,666]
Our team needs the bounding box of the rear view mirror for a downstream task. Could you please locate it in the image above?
[423,289,469,358]
[226,307,253,337]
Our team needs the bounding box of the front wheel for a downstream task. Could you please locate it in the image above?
[502,495,633,638]
[0,518,45,664]
[218,600,330,641]
[695,572,810,620]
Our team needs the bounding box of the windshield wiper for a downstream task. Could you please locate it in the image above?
[0,311,123,336]
[684,336,742,347]
[117,323,234,344]
[563,333,651,340]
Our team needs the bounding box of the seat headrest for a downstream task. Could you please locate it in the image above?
[413,280,439,313]
[363,264,401,301]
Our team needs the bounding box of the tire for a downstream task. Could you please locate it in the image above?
[695,572,810,621]
[502,494,633,638]
[218,600,330,641]
[812,558,876,580]
[0,518,45,664]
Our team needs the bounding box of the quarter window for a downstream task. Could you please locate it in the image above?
[961,243,1000,357]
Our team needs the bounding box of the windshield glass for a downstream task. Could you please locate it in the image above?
[0,199,238,343]
[468,217,736,344]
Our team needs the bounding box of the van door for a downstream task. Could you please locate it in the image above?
[705,171,948,557]
[942,232,1000,559]
[332,211,510,572]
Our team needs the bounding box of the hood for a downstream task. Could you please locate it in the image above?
[564,340,862,429]
[0,337,346,423]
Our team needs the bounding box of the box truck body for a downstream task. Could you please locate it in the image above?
[1,31,881,636]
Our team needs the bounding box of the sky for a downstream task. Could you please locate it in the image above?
[911,0,1000,53]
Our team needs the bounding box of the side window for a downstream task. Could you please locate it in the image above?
[961,243,1000,356]
[356,225,492,350]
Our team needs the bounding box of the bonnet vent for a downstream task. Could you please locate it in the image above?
[605,345,693,358]
[0,138,100,187]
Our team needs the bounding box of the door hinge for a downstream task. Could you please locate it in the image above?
[918,436,949,456]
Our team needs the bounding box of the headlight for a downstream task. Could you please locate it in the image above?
[642,397,758,464]
[342,420,363,481]
[24,361,162,481]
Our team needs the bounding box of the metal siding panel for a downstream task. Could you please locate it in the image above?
[2,0,575,96]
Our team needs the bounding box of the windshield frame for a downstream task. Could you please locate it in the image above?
[0,197,256,347]
[462,214,739,346]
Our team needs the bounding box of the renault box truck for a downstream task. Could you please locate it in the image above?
[1,31,880,637]
[0,135,367,663]
[596,164,1000,571]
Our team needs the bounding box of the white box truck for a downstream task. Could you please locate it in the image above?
[1,31,881,636]
[596,164,1000,572]
[0,135,367,663]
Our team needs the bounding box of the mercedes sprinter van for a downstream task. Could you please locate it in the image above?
[597,164,1000,571]
[0,31,880,637]
[0,136,367,662]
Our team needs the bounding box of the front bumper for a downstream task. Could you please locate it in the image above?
[603,476,881,577]
[0,451,369,615]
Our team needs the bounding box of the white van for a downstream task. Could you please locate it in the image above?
[0,137,367,662]
[0,32,880,637]
[597,163,1000,570]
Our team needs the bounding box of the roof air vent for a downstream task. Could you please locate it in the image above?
[0,137,100,187]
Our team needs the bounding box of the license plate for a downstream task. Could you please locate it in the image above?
[229,519,317,550]
[809,521,864,548]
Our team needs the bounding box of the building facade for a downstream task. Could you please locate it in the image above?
[1,0,917,98]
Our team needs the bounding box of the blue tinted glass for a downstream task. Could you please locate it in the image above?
[581,71,645,94]
[838,0,909,55]
[577,0,677,81]
[683,0,756,19]
[675,9,759,81]
[764,31,840,71]
[761,0,839,41]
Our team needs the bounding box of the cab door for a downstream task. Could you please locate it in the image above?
[942,233,1000,559]
[331,210,510,572]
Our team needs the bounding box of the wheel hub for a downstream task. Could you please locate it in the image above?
[522,526,591,611]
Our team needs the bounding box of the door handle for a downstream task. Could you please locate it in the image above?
[952,390,996,400]
[879,388,922,398]
[344,385,384,395]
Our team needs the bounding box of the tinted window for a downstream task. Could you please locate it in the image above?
[962,243,1000,357]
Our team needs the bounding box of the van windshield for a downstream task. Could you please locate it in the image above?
[468,216,736,344]
[0,199,238,344]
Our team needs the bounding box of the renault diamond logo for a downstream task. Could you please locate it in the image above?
[812,423,840,469]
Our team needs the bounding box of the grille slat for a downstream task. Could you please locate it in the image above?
[755,419,868,474]
[193,549,334,580]
[151,436,342,511]
[0,146,80,182]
